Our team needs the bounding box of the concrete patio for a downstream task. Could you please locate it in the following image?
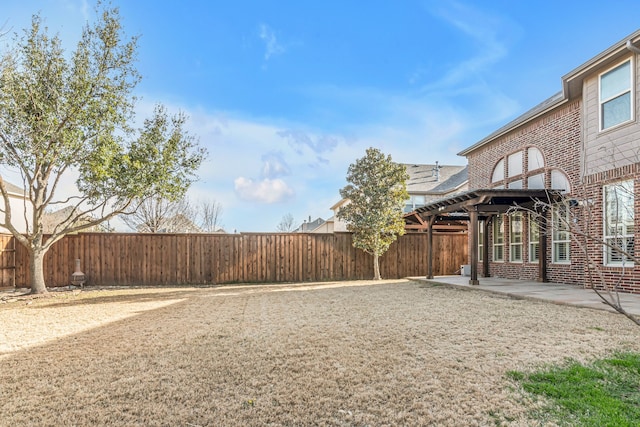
[411,275,640,317]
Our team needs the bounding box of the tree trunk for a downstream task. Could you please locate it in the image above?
[29,248,48,294]
[373,253,381,280]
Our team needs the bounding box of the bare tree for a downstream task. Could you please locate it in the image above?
[122,197,199,233]
[197,198,223,232]
[518,187,639,326]
[277,213,297,232]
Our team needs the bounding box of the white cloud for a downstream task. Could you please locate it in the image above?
[418,1,521,92]
[234,177,294,204]
[258,24,285,60]
[261,152,291,179]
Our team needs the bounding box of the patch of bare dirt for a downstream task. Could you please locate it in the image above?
[0,280,638,426]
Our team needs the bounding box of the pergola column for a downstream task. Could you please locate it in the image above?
[537,213,548,282]
[483,216,490,278]
[426,215,435,279]
[469,209,479,285]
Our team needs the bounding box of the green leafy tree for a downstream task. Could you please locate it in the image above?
[338,147,409,280]
[0,6,206,294]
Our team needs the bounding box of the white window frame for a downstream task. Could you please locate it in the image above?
[528,213,540,264]
[404,195,426,213]
[603,180,635,266]
[493,215,504,262]
[509,213,523,263]
[599,58,634,131]
[552,203,571,264]
[478,220,484,262]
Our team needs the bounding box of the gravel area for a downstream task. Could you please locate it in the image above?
[1,280,638,426]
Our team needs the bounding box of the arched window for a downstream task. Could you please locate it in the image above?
[527,147,545,171]
[507,151,523,177]
[491,159,504,183]
[490,146,554,191]
[550,169,571,193]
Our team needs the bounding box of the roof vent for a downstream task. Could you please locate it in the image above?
[432,161,441,182]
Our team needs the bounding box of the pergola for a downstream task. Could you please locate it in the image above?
[413,189,565,285]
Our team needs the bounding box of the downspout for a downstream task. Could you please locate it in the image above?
[626,40,640,55]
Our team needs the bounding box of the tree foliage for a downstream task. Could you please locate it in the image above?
[0,5,206,293]
[337,147,409,279]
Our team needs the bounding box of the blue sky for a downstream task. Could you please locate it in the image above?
[2,1,639,232]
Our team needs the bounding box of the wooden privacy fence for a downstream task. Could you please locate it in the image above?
[0,234,16,289]
[4,232,468,288]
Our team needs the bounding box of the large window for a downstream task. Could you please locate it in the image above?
[604,180,635,265]
[507,151,523,177]
[491,147,551,189]
[493,216,504,262]
[510,213,523,262]
[492,159,505,183]
[527,147,544,171]
[600,59,633,131]
[529,214,540,263]
[552,204,571,264]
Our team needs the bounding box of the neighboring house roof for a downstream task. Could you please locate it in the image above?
[459,29,640,156]
[42,206,93,234]
[404,163,468,195]
[295,217,325,233]
[330,198,349,211]
[2,181,27,197]
[164,213,202,233]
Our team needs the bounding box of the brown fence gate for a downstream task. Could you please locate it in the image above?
[0,234,16,289]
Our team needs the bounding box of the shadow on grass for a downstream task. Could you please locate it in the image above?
[26,287,206,309]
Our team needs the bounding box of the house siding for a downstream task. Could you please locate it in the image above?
[582,53,640,176]
[0,193,32,234]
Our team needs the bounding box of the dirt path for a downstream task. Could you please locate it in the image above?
[1,280,638,426]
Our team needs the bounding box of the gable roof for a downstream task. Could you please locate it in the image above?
[295,217,325,232]
[459,29,640,157]
[2,181,26,197]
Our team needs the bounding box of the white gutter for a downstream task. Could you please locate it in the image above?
[627,40,640,55]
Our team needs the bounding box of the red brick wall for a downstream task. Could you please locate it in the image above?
[579,165,640,293]
[468,101,584,285]
[467,100,582,190]
[465,99,640,293]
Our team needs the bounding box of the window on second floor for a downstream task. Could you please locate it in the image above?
[600,59,633,131]
[492,159,505,183]
[491,147,550,189]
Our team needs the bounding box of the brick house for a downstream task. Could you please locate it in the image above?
[414,30,640,293]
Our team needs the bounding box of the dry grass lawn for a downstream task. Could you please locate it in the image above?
[1,279,639,426]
